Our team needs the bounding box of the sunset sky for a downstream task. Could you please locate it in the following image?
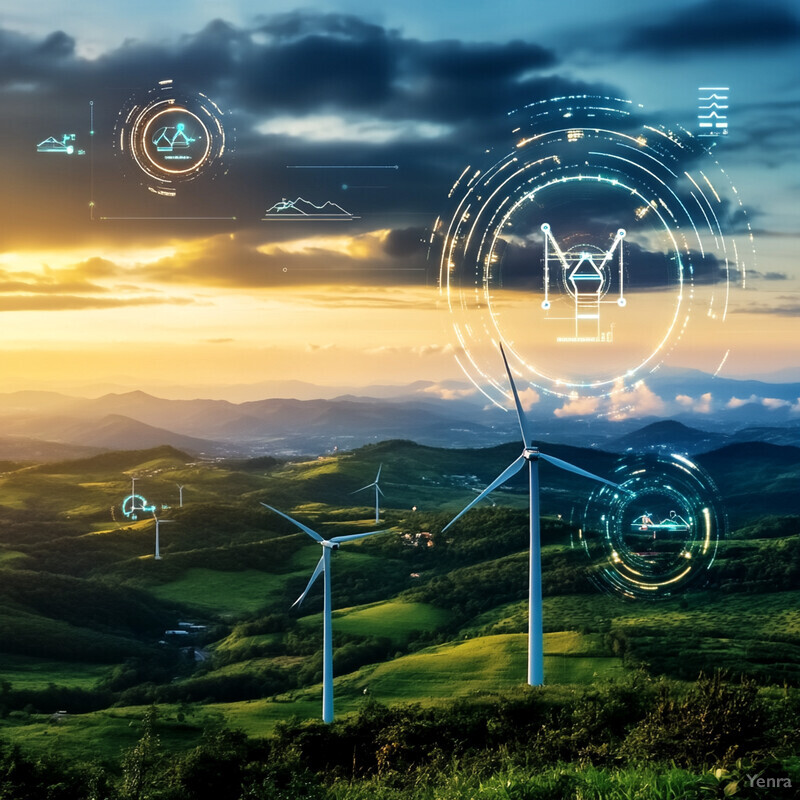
[0,0,798,398]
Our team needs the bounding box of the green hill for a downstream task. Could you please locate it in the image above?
[0,438,797,770]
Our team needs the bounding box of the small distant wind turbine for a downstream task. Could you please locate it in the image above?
[351,464,384,523]
[443,344,625,686]
[260,502,387,723]
[152,513,172,560]
[130,477,140,514]
[176,484,185,507]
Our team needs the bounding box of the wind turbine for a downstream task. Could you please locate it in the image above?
[260,502,387,723]
[443,344,625,686]
[351,464,384,523]
[152,513,172,560]
[130,476,141,516]
[176,484,185,508]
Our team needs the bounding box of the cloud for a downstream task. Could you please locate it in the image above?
[675,392,713,413]
[608,381,667,420]
[422,383,476,401]
[554,394,602,418]
[727,394,791,410]
[131,228,432,291]
[735,298,800,316]
[412,343,455,357]
[366,343,454,357]
[762,397,791,410]
[623,0,800,55]
[256,114,450,144]
[0,256,196,311]
[516,387,541,412]
[727,394,758,409]
[0,294,193,312]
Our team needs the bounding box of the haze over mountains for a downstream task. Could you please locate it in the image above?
[0,368,798,459]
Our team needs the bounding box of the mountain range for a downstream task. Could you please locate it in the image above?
[0,369,797,459]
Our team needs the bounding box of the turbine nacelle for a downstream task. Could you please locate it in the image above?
[523,446,540,461]
[321,540,340,550]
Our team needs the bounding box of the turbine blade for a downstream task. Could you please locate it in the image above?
[260,503,324,542]
[500,343,535,447]
[330,529,388,544]
[539,453,622,490]
[292,555,326,607]
[376,464,382,482]
[443,455,526,532]
[377,485,386,497]
[350,483,374,495]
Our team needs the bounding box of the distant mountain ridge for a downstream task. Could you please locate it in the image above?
[0,367,798,458]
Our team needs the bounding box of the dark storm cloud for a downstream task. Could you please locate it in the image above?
[0,10,627,293]
[623,0,800,55]
[382,227,427,258]
[736,298,800,316]
[0,12,560,123]
[0,28,76,84]
[135,229,431,289]
[0,13,615,252]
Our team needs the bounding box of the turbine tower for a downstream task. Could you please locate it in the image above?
[351,464,384,523]
[261,502,387,723]
[152,513,172,560]
[130,476,141,516]
[176,484,185,507]
[443,344,624,686]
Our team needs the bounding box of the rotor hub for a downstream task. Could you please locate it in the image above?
[321,540,340,550]
[523,447,540,461]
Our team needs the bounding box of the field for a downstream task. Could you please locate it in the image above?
[0,441,797,790]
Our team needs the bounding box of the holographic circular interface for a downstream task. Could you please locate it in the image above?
[122,494,155,521]
[116,81,228,194]
[575,453,726,598]
[435,95,755,406]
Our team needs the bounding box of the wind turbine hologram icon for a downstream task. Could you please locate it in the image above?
[260,502,388,723]
[443,344,625,686]
[540,223,626,340]
[351,464,384,523]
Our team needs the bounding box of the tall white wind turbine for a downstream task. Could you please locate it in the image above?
[443,344,624,686]
[176,484,185,508]
[260,502,387,723]
[351,464,384,524]
[152,513,172,560]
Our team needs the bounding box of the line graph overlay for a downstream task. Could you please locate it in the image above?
[261,196,360,221]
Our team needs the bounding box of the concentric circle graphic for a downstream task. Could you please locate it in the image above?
[435,95,755,407]
[115,81,228,195]
[575,453,726,598]
[121,493,155,521]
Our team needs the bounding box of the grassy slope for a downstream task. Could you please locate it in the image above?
[0,654,110,690]
[0,631,622,758]
[0,442,797,764]
[298,600,451,645]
